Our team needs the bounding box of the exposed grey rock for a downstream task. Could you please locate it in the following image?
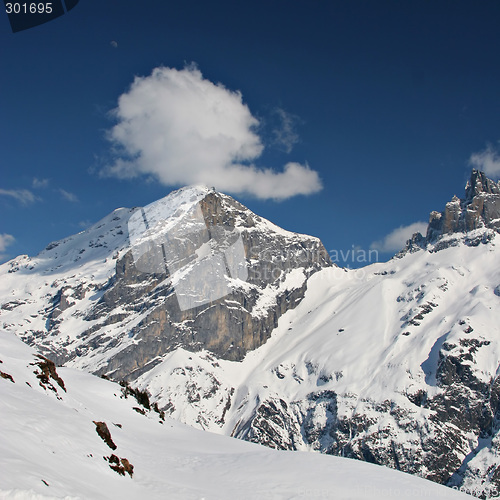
[428,170,500,239]
[399,169,500,257]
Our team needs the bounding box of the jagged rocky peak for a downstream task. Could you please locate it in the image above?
[401,170,500,255]
[428,169,500,239]
[465,168,500,201]
[430,169,500,239]
[0,185,331,380]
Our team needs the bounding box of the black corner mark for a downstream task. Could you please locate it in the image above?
[4,0,80,33]
[63,0,79,12]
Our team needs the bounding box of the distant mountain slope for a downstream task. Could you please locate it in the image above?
[0,330,470,500]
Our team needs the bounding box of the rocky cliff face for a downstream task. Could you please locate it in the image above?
[88,190,330,379]
[407,170,500,252]
[431,169,500,236]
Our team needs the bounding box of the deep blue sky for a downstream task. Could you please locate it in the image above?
[1,1,500,266]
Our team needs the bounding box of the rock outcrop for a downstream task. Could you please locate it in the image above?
[400,169,500,256]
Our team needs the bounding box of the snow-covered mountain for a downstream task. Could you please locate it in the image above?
[2,330,472,499]
[2,171,500,498]
[0,186,329,379]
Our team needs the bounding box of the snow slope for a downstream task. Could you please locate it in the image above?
[0,330,471,500]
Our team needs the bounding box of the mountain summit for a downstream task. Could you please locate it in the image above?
[402,169,500,255]
[428,169,500,239]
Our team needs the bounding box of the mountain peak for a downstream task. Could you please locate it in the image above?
[427,169,500,241]
[399,170,500,256]
[465,169,500,202]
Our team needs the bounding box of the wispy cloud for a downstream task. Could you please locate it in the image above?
[0,233,15,252]
[0,233,15,261]
[59,189,79,202]
[32,177,49,189]
[469,143,500,178]
[78,220,92,229]
[371,221,428,253]
[102,65,322,200]
[0,188,38,205]
[32,178,78,203]
[271,108,300,154]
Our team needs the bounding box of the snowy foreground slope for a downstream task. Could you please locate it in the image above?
[0,330,470,500]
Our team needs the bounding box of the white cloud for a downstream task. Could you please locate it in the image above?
[0,233,15,252]
[103,65,322,200]
[32,177,49,189]
[469,143,500,179]
[0,233,15,260]
[59,189,79,202]
[272,108,300,154]
[371,221,428,253]
[0,188,38,205]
